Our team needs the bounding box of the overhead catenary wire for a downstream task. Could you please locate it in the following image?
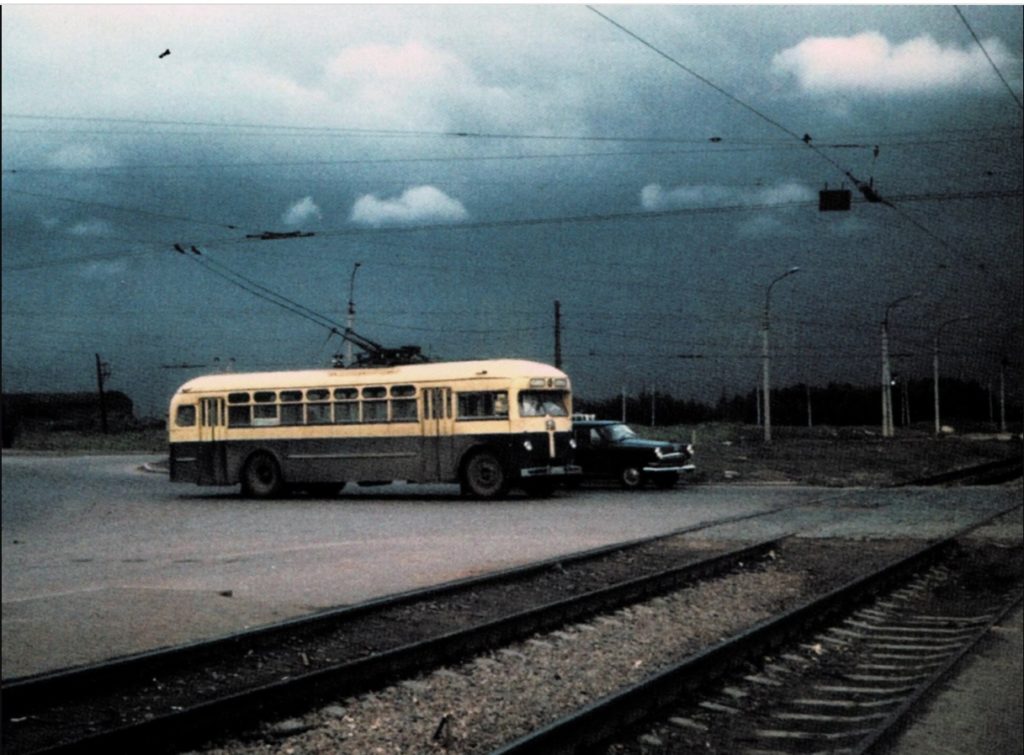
[953,5,1023,111]
[584,5,1021,299]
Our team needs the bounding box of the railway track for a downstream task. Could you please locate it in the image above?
[3,484,1018,754]
[2,525,786,755]
[496,517,1022,755]
[904,454,1022,487]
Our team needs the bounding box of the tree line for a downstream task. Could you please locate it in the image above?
[576,378,1019,429]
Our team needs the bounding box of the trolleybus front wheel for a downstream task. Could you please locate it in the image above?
[242,452,285,499]
[461,452,508,499]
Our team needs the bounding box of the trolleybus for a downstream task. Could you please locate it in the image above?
[168,359,580,499]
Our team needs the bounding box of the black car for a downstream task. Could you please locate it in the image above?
[571,419,695,489]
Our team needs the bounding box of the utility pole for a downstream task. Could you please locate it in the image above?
[761,267,800,443]
[999,357,1007,432]
[553,300,562,369]
[881,293,919,438]
[345,262,361,367]
[621,385,627,423]
[806,384,813,428]
[95,353,110,434]
[932,316,972,435]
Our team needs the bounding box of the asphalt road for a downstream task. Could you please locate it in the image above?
[2,454,1020,680]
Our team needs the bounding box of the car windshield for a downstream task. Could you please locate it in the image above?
[600,423,637,442]
[518,390,569,417]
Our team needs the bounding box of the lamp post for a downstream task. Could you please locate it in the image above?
[345,262,362,367]
[932,316,973,435]
[881,293,919,438]
[762,267,801,443]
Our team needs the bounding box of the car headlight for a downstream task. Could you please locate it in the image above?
[523,439,534,452]
[569,438,577,449]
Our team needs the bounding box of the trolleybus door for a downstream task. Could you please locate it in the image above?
[197,396,228,485]
[421,387,454,482]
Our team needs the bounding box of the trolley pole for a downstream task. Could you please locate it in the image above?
[554,300,562,370]
[346,262,361,367]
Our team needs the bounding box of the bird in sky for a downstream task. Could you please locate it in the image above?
[158,49,170,59]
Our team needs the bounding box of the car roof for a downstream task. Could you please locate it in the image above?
[573,419,621,427]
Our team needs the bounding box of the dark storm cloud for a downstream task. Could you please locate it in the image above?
[2,5,1021,416]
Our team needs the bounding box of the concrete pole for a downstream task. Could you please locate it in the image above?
[762,267,800,443]
[999,359,1007,432]
[933,316,973,435]
[881,293,919,438]
[762,320,772,441]
[881,321,893,437]
[933,336,941,435]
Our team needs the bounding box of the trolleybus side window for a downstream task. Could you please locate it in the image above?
[391,384,418,421]
[306,389,331,424]
[362,386,388,422]
[457,391,509,420]
[280,390,303,425]
[252,391,279,426]
[227,392,251,427]
[333,388,359,424]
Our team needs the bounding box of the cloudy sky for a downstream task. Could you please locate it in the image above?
[2,4,1022,418]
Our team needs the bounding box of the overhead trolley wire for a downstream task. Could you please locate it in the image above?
[2,188,247,232]
[953,5,1023,112]
[585,5,1022,296]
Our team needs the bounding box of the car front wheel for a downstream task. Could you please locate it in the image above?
[619,466,643,490]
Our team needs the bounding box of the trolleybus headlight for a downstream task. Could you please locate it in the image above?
[523,439,534,452]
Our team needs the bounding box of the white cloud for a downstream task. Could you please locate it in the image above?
[282,196,321,226]
[350,186,469,227]
[772,32,1019,95]
[640,182,815,211]
[79,260,128,279]
[323,41,517,131]
[68,219,113,236]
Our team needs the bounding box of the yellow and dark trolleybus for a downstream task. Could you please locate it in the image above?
[168,359,580,499]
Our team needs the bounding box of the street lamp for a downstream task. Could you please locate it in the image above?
[762,266,801,443]
[881,293,920,437]
[933,316,973,436]
[345,262,362,367]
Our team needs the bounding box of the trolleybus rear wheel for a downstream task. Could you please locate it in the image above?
[461,452,508,499]
[242,452,284,499]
